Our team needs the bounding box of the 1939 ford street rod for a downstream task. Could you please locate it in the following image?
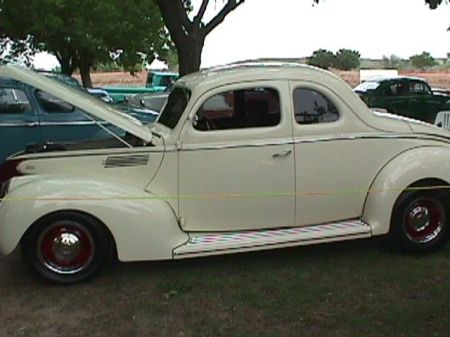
[0,64,450,283]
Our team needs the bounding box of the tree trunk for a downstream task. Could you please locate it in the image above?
[78,60,93,88]
[156,0,244,76]
[176,36,204,76]
[57,55,78,76]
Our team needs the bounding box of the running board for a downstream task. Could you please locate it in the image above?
[173,220,372,258]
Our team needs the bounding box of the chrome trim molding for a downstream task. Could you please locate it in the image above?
[180,133,450,152]
[293,133,450,144]
[181,138,293,151]
[39,121,99,126]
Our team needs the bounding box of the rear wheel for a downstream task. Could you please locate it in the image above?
[21,212,113,284]
[389,189,450,252]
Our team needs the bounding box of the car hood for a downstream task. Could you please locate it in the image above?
[0,66,153,142]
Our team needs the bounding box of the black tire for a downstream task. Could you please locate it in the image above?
[389,189,450,253]
[21,211,113,284]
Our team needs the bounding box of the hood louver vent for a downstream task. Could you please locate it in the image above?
[104,154,149,168]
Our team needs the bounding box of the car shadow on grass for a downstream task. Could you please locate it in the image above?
[108,237,389,279]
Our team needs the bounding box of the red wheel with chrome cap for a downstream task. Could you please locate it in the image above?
[390,188,450,253]
[21,212,114,284]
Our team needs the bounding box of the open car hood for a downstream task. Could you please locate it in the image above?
[0,66,153,143]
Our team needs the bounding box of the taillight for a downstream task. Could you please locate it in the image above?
[0,159,23,186]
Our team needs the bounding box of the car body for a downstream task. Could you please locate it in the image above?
[39,71,114,103]
[354,76,450,123]
[86,88,114,103]
[145,71,178,90]
[0,75,157,165]
[125,89,170,112]
[103,71,178,103]
[37,71,84,89]
[1,64,450,284]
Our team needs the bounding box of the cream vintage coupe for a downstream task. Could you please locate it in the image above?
[0,64,449,283]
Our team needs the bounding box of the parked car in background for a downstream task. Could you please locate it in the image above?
[103,71,178,103]
[145,71,178,89]
[2,63,450,284]
[432,87,450,96]
[85,88,114,103]
[39,71,115,103]
[0,74,157,165]
[125,87,171,112]
[354,76,450,123]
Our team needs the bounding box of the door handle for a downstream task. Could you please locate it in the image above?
[26,122,39,127]
[273,150,292,158]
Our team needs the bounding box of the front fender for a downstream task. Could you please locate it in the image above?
[0,175,188,261]
[363,146,450,235]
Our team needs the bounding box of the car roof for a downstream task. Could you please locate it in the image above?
[364,76,427,83]
[178,62,342,92]
[0,77,25,86]
[149,71,178,77]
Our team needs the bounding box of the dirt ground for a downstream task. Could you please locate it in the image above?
[84,69,450,89]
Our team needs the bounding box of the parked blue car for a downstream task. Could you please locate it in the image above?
[0,77,158,164]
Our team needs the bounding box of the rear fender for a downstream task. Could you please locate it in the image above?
[363,146,450,235]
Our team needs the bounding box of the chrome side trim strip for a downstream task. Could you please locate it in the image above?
[0,121,102,127]
[180,133,450,152]
[0,123,37,127]
[293,133,450,144]
[39,121,99,126]
[181,138,293,151]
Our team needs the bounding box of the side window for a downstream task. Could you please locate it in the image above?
[409,81,431,95]
[293,88,339,125]
[194,87,280,131]
[386,82,407,96]
[35,90,74,113]
[0,88,32,114]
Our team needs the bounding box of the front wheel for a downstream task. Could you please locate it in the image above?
[21,212,113,284]
[389,189,450,253]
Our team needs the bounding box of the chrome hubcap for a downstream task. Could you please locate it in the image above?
[38,221,95,275]
[405,198,444,244]
[52,232,82,264]
[408,206,431,232]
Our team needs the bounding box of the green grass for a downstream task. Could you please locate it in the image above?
[1,238,450,337]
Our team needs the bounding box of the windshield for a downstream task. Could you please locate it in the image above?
[354,81,380,93]
[157,87,191,129]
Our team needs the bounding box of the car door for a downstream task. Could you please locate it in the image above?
[408,80,444,123]
[376,80,411,117]
[178,81,295,232]
[0,85,41,164]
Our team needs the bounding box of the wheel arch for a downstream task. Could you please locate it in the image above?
[0,175,189,261]
[362,146,450,236]
[22,209,118,259]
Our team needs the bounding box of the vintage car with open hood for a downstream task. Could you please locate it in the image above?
[0,72,158,165]
[0,63,450,284]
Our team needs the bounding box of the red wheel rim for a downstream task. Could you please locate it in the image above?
[38,222,95,274]
[404,198,444,243]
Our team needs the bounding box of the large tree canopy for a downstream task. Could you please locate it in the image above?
[0,0,170,87]
[155,0,245,76]
[425,0,445,9]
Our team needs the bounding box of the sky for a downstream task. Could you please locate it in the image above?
[34,0,450,70]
